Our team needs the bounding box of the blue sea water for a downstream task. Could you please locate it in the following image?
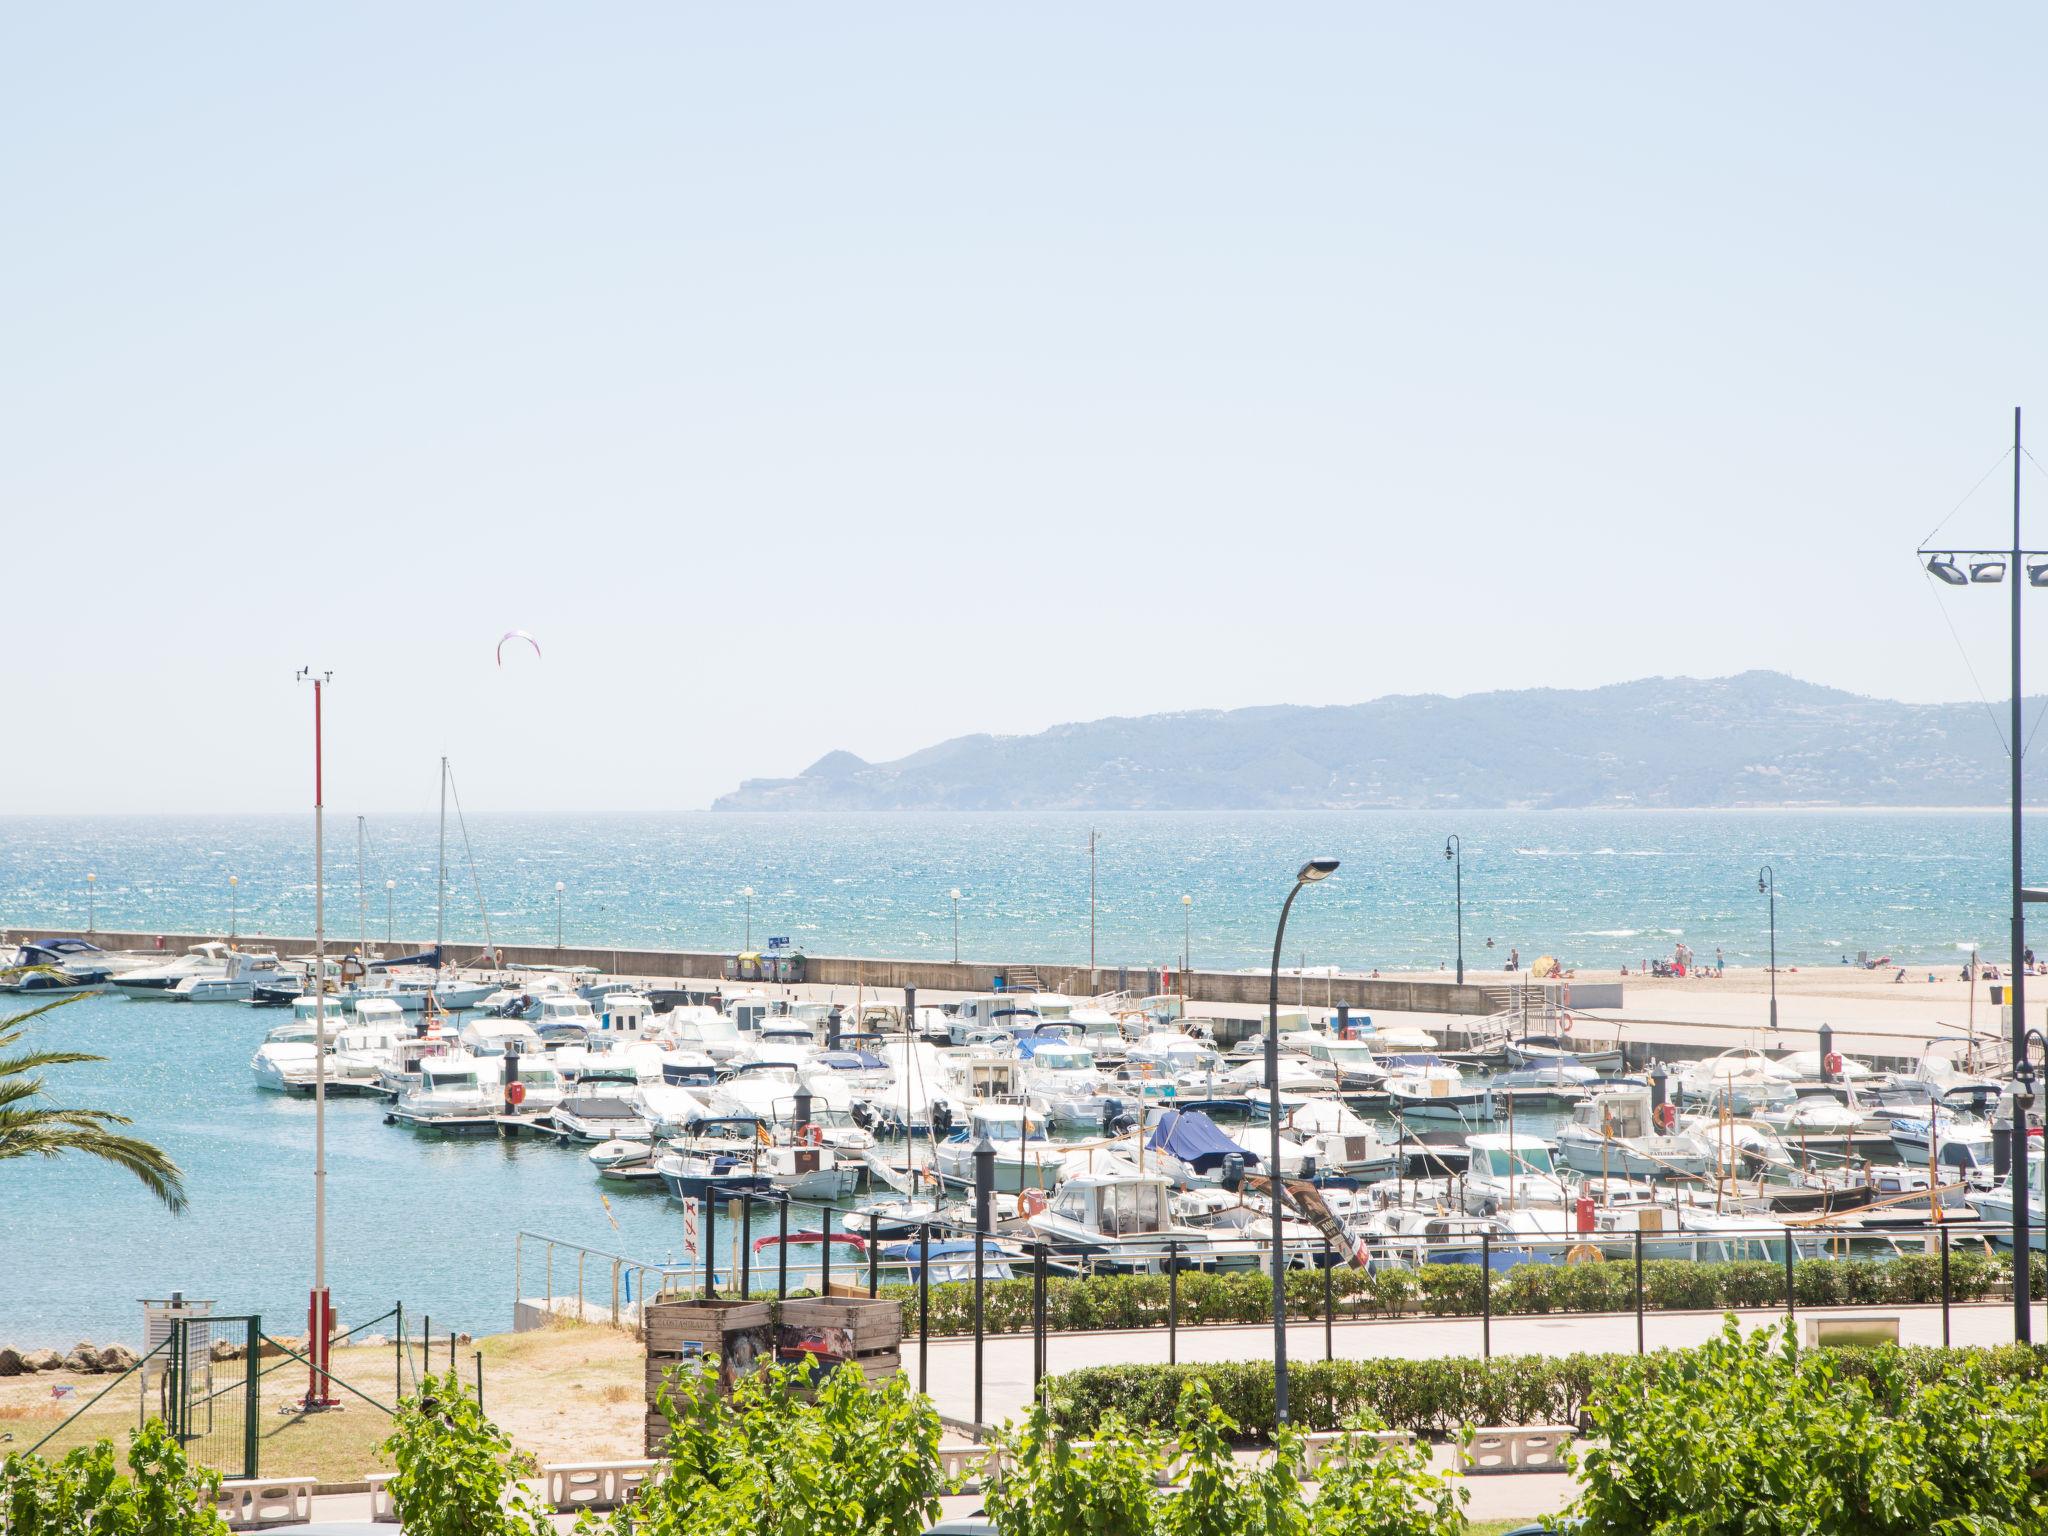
[0,809,2037,1348]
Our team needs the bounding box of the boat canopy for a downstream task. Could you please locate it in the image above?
[370,947,442,970]
[1146,1108,1262,1172]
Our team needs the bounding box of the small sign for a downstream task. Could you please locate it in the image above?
[682,1197,700,1258]
[767,936,791,950]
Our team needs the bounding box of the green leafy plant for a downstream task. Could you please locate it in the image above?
[381,1368,552,1536]
[1569,1316,2048,1535]
[1039,1340,2048,1440]
[1307,1419,1468,1536]
[884,1248,2023,1338]
[983,1400,1165,1536]
[0,995,186,1210]
[607,1354,947,1536]
[0,1419,227,1536]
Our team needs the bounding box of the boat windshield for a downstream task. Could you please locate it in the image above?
[1486,1145,1555,1177]
[427,1072,479,1090]
[1037,1049,1093,1070]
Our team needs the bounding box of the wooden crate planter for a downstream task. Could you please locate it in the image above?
[776,1295,903,1386]
[642,1298,774,1454]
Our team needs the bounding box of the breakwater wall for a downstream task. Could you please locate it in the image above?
[14,928,1561,1017]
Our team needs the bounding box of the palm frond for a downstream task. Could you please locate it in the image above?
[0,1123,187,1212]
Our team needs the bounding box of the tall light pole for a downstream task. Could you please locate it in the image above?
[1920,406,2038,1341]
[1757,866,1778,1032]
[1267,857,1339,1426]
[384,879,395,942]
[85,872,95,935]
[741,886,754,950]
[295,666,335,1408]
[950,888,962,964]
[229,875,239,941]
[1444,835,1464,984]
[1182,893,1193,980]
[555,881,566,949]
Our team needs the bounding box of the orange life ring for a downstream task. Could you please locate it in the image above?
[506,1080,528,1108]
[1653,1102,1677,1132]
[1018,1188,1048,1217]
[800,1123,824,1148]
[1559,1014,1574,1035]
[1823,1052,1844,1078]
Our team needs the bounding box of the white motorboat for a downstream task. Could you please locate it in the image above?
[394,1053,499,1121]
[552,1064,652,1141]
[1304,1037,1389,1093]
[1020,1172,1217,1272]
[1020,1039,1118,1130]
[933,1103,1064,1193]
[1554,1086,1714,1180]
[1281,1098,1401,1182]
[1459,1133,1570,1214]
[1383,1058,1488,1121]
[165,948,290,1003]
[1970,1151,2047,1246]
[109,941,239,1000]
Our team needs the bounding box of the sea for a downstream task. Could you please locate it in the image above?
[0,808,2035,1348]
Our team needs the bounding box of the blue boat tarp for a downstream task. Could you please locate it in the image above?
[1146,1108,1260,1173]
[370,947,442,970]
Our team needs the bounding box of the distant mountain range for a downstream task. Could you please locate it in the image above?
[712,672,2034,811]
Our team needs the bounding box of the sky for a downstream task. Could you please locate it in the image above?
[5,4,2048,814]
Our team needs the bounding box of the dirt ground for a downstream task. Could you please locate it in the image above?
[0,1318,643,1483]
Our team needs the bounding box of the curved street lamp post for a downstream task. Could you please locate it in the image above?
[1268,857,1339,1425]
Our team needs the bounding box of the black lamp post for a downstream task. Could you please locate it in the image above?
[2014,1026,2048,1304]
[555,881,565,949]
[1268,856,1339,1425]
[1757,866,1778,1032]
[1445,835,1463,984]
[1920,406,2039,1342]
[1182,893,1193,979]
[950,888,962,964]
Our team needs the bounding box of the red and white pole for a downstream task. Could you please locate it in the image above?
[302,671,335,1407]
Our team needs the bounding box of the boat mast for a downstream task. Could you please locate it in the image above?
[356,817,367,955]
[436,757,448,967]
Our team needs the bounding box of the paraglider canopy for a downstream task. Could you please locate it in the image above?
[496,629,541,667]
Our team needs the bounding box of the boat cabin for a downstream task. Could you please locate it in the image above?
[1044,1174,1177,1238]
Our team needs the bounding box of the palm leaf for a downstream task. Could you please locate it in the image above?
[0,994,187,1213]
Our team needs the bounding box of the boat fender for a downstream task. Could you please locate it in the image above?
[1653,1102,1677,1132]
[801,1122,824,1148]
[1018,1188,1048,1217]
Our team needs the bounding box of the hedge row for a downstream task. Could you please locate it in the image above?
[1037,1341,2048,1441]
[881,1249,2047,1338]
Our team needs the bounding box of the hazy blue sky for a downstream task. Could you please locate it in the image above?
[6,5,2046,813]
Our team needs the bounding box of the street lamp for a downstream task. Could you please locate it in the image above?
[384,879,395,942]
[85,872,95,935]
[555,881,565,949]
[229,875,239,940]
[1445,835,1464,984]
[1267,856,1339,1425]
[949,889,962,964]
[1182,893,1193,979]
[1757,866,1778,1032]
[741,886,754,950]
[1920,405,2038,1342]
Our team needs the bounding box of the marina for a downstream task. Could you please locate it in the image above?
[3,908,2033,1350]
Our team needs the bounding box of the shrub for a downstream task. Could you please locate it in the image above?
[884,1248,2024,1338]
[604,1355,947,1536]
[382,1369,552,1536]
[1573,1317,2048,1534]
[1040,1339,2048,1441]
[983,1381,1464,1536]
[0,1420,228,1536]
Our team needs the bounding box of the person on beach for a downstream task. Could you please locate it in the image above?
[1715,946,1724,976]
[1508,946,1519,972]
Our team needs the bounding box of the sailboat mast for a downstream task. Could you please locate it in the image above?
[356,817,367,953]
[436,757,448,961]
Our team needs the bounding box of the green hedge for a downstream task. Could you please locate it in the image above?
[1037,1341,2048,1441]
[881,1249,2044,1337]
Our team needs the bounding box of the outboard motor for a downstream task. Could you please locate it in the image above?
[850,1100,876,1131]
[1221,1153,1246,1192]
[1100,1097,1124,1133]
[930,1101,954,1140]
